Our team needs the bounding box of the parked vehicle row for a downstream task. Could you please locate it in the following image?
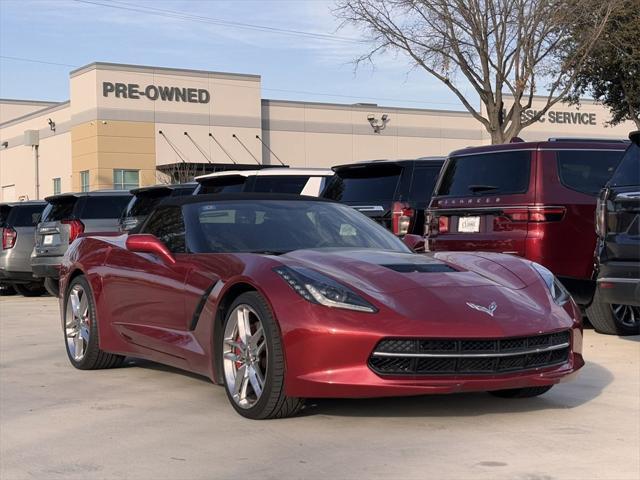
[3,134,637,337]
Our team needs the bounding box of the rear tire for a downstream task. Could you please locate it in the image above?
[490,386,553,398]
[44,277,60,297]
[587,289,640,336]
[13,282,47,297]
[220,291,304,419]
[63,275,125,370]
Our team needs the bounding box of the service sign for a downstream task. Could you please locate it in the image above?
[102,81,210,104]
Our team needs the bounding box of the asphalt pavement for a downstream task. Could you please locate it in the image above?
[1,295,638,480]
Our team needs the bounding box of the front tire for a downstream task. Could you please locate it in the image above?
[489,385,553,398]
[587,289,640,336]
[13,282,47,297]
[220,291,303,419]
[63,275,124,370]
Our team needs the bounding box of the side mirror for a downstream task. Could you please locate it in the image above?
[403,234,425,253]
[126,234,175,264]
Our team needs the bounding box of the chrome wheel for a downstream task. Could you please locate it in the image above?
[612,304,640,329]
[222,304,267,409]
[65,284,90,361]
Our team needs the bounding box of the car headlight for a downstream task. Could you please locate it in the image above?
[274,266,377,313]
[530,262,570,306]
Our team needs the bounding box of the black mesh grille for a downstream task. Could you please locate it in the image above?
[369,331,571,376]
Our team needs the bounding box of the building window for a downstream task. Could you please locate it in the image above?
[113,169,139,191]
[53,178,61,195]
[80,171,90,192]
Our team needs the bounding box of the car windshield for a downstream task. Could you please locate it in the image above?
[184,200,410,254]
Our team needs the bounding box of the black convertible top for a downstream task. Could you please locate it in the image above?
[158,192,338,207]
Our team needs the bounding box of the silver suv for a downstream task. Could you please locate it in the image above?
[31,191,131,296]
[0,201,47,296]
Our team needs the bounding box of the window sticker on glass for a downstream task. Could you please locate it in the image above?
[340,224,357,236]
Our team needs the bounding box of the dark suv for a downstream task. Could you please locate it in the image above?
[120,183,196,232]
[427,139,627,308]
[589,131,640,335]
[0,201,47,296]
[32,191,131,296]
[322,158,445,237]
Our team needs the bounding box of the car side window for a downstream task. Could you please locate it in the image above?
[142,206,186,253]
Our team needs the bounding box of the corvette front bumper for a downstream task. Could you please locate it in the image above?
[276,295,584,399]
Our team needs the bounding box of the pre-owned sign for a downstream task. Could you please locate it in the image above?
[102,82,210,104]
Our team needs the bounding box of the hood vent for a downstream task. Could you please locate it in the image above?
[381,263,456,273]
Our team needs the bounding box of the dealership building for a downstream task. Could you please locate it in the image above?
[0,61,634,201]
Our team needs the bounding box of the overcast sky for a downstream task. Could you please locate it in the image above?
[0,0,469,110]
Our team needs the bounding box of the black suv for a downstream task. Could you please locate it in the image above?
[120,183,197,232]
[589,131,640,335]
[322,158,445,237]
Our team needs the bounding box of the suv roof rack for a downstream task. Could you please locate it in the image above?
[547,137,630,143]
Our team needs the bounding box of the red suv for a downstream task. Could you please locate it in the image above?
[426,138,627,308]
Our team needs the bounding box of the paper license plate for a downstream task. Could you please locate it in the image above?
[43,234,54,245]
[458,216,480,233]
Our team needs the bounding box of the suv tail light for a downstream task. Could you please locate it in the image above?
[2,227,16,249]
[595,190,608,237]
[497,206,566,224]
[438,216,450,233]
[62,219,85,242]
[392,202,414,236]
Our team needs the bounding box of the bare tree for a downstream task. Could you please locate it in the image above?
[335,0,617,143]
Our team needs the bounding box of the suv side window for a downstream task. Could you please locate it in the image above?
[142,206,186,253]
[609,143,639,187]
[557,150,624,195]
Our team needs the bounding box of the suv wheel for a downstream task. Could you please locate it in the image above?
[44,278,60,297]
[12,282,46,297]
[587,289,640,336]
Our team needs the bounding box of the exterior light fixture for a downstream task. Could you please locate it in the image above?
[367,114,390,133]
[47,118,56,132]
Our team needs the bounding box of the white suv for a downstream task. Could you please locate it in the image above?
[193,168,333,197]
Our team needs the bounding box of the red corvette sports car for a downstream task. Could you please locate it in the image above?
[59,194,584,419]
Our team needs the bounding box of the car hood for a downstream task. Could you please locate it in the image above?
[280,249,538,295]
[275,249,558,335]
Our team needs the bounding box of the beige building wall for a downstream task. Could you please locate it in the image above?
[0,102,72,201]
[0,99,59,124]
[1,61,635,202]
[261,100,483,167]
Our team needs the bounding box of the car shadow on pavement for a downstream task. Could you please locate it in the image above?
[123,357,613,418]
[121,358,213,384]
[302,361,614,418]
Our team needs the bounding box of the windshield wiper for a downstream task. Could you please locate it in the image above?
[243,250,289,256]
[468,184,499,193]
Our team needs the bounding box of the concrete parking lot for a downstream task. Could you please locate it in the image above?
[1,295,638,480]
